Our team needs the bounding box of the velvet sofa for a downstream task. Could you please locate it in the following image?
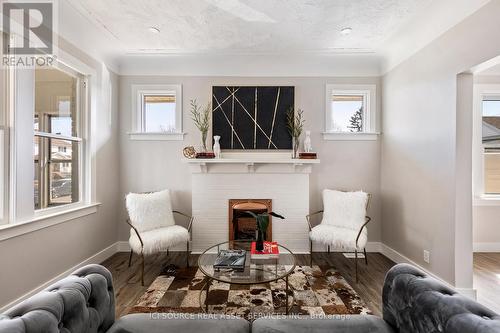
[1,263,500,333]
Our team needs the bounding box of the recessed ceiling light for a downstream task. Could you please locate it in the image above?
[148,26,160,34]
[340,27,352,35]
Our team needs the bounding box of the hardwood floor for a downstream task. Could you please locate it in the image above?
[100,251,396,318]
[474,253,500,314]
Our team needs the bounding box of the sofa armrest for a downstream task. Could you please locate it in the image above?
[0,264,115,333]
[382,263,500,333]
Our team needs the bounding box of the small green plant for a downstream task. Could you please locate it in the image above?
[190,99,211,151]
[245,211,285,235]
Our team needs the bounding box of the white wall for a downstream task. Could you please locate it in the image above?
[118,76,382,247]
[381,0,500,287]
[0,37,120,308]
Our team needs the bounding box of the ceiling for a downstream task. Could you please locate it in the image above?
[60,0,491,75]
[69,0,434,54]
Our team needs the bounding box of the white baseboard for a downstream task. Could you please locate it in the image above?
[0,242,120,313]
[473,242,500,252]
[380,243,477,300]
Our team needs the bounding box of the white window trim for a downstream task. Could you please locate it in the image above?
[323,84,379,141]
[129,84,185,141]
[473,84,500,204]
[0,202,100,241]
[1,43,99,230]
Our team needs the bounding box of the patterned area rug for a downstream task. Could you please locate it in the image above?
[129,265,371,320]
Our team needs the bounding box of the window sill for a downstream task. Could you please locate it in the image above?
[128,132,186,141]
[322,132,380,141]
[0,203,101,241]
[474,196,500,206]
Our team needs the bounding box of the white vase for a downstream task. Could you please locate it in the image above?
[304,130,312,153]
[213,135,221,158]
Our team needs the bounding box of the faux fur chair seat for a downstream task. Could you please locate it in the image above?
[129,225,189,256]
[310,224,367,250]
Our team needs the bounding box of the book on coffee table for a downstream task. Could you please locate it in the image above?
[250,241,279,259]
[213,249,246,271]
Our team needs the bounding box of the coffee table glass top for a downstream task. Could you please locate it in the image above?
[198,241,296,285]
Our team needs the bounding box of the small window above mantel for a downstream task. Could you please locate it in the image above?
[323,84,379,141]
[129,84,185,141]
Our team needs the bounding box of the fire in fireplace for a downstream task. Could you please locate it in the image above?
[229,199,272,241]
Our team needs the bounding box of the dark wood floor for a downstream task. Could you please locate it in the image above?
[101,251,396,318]
[474,253,500,314]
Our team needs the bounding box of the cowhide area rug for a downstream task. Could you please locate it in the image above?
[129,265,372,320]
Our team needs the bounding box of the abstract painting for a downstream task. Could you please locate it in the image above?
[212,86,294,150]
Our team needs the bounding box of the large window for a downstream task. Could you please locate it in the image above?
[324,84,377,140]
[34,67,83,210]
[130,84,183,140]
[482,97,500,194]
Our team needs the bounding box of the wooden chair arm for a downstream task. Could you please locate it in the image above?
[356,216,371,248]
[173,210,194,234]
[306,210,324,231]
[126,218,144,250]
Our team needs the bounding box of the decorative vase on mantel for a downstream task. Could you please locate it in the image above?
[213,135,221,158]
[292,137,300,159]
[200,131,208,152]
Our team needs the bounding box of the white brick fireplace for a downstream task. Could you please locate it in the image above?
[185,155,320,253]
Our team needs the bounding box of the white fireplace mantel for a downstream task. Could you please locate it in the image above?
[182,153,320,174]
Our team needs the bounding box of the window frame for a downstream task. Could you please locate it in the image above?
[33,65,84,211]
[129,84,184,141]
[473,84,500,204]
[323,84,379,141]
[6,60,92,224]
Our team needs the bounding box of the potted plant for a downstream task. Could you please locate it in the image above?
[245,211,285,251]
[286,108,305,159]
[190,99,211,152]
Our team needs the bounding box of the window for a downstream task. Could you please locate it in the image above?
[130,85,183,140]
[482,97,500,194]
[34,67,83,210]
[324,84,377,140]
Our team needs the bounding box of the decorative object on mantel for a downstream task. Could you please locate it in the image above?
[212,86,294,150]
[195,152,215,159]
[286,108,305,159]
[213,135,221,158]
[245,211,285,251]
[304,130,312,152]
[182,146,196,159]
[190,99,211,152]
[299,152,317,159]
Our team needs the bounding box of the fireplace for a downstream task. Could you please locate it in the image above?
[229,199,272,241]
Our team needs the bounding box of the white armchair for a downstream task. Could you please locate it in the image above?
[307,189,371,283]
[125,190,193,285]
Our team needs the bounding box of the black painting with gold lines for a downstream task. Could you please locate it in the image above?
[212,86,294,150]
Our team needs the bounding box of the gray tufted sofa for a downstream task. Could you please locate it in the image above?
[252,263,500,333]
[1,263,500,333]
[0,264,249,333]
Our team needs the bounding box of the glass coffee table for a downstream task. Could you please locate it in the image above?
[198,240,296,314]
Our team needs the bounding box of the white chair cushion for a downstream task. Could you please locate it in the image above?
[126,190,176,233]
[129,225,189,255]
[321,189,368,231]
[310,224,367,250]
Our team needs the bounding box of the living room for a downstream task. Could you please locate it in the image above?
[1,1,500,332]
